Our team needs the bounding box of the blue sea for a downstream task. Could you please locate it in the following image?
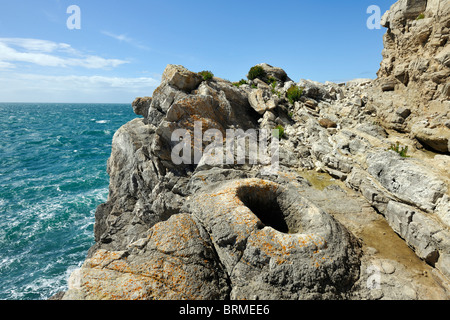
[0,103,137,300]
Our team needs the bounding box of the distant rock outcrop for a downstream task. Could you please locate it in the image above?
[61,0,450,300]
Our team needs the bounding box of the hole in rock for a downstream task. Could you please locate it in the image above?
[236,185,291,234]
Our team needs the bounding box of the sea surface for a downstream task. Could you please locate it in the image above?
[0,103,137,300]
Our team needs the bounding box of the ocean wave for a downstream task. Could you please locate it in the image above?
[0,187,107,299]
[0,103,136,300]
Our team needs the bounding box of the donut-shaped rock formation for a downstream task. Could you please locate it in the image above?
[190,178,362,300]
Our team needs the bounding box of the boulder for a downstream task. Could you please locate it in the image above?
[381,79,396,92]
[367,151,448,212]
[435,45,450,68]
[396,107,412,119]
[189,178,362,300]
[161,64,203,92]
[319,118,337,129]
[248,89,278,115]
[64,214,230,300]
[132,97,152,118]
[298,79,330,100]
[411,121,450,153]
[254,63,290,83]
[382,0,428,27]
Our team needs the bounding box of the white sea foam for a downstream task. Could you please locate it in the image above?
[0,103,133,300]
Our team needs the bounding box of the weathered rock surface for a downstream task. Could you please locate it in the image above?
[61,0,450,300]
[188,178,361,300]
[376,0,450,153]
[64,214,229,300]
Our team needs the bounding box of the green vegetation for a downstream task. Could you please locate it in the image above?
[233,79,248,87]
[270,80,277,90]
[270,80,282,97]
[286,86,303,104]
[387,141,410,158]
[416,13,425,20]
[273,125,285,140]
[199,70,214,81]
[247,65,266,81]
[268,76,277,85]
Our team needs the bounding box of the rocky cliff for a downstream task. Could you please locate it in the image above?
[375,0,450,153]
[61,0,450,300]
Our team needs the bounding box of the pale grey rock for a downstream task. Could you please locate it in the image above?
[435,45,450,68]
[383,0,428,26]
[367,151,447,212]
[65,214,230,300]
[411,121,450,153]
[385,201,444,265]
[188,178,362,300]
[161,64,203,92]
[248,88,278,115]
[132,97,152,118]
[298,79,330,101]
[255,63,290,83]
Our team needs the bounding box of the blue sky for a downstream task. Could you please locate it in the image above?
[0,0,395,103]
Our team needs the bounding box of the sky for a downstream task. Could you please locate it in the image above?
[0,0,396,103]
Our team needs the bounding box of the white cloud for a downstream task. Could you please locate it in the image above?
[0,38,129,69]
[101,31,132,43]
[0,61,15,69]
[101,31,151,51]
[0,73,159,103]
[0,38,158,102]
[0,38,73,53]
[15,73,159,88]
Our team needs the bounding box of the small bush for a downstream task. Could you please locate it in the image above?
[387,141,410,158]
[270,80,277,89]
[286,86,303,104]
[233,79,248,87]
[270,79,284,97]
[247,65,266,81]
[273,125,285,140]
[199,70,214,81]
[268,76,277,85]
[416,13,425,20]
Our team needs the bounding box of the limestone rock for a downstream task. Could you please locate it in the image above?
[188,178,362,300]
[411,121,450,153]
[381,79,396,92]
[367,151,447,212]
[298,79,331,100]
[435,45,450,68]
[161,64,203,92]
[132,97,152,118]
[253,63,290,83]
[248,89,278,115]
[64,214,230,300]
[319,118,337,129]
